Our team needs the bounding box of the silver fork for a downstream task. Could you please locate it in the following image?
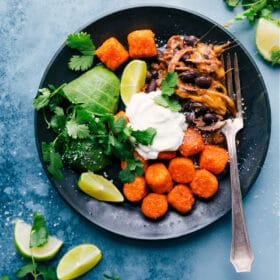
[221,53,254,272]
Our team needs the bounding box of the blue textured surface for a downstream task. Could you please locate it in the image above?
[0,1,279,279]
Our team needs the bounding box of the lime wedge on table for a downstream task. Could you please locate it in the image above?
[78,171,124,202]
[120,59,147,105]
[14,219,63,261]
[255,18,280,63]
[56,244,102,280]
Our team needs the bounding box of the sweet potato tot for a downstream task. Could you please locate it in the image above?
[127,29,157,59]
[95,37,129,71]
[141,193,168,219]
[199,145,229,174]
[123,176,148,202]
[145,163,173,194]
[168,157,195,184]
[190,169,218,199]
[179,128,205,157]
[157,151,177,160]
[167,184,195,214]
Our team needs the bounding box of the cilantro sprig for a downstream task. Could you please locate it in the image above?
[225,0,280,26]
[154,72,181,112]
[33,84,156,182]
[66,32,95,71]
[15,213,57,280]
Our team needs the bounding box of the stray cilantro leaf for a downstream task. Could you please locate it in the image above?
[119,158,144,183]
[66,32,95,71]
[66,32,95,56]
[153,95,181,112]
[15,263,35,278]
[131,127,156,145]
[103,271,121,280]
[0,276,10,280]
[42,142,63,180]
[68,55,94,71]
[30,212,49,248]
[66,120,90,139]
[161,72,178,96]
[271,48,280,64]
[225,0,241,7]
[37,264,58,280]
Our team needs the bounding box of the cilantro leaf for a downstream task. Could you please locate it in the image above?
[37,264,58,280]
[30,212,49,248]
[0,276,10,280]
[103,271,121,280]
[153,95,181,112]
[66,120,90,139]
[111,116,127,134]
[66,32,95,56]
[119,158,144,183]
[33,84,66,111]
[161,72,178,96]
[68,55,94,71]
[50,106,66,133]
[271,48,280,64]
[15,263,35,278]
[225,0,241,7]
[131,127,156,145]
[42,142,63,179]
[66,32,95,71]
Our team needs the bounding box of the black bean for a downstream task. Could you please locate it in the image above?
[183,36,199,47]
[180,71,199,83]
[147,79,157,92]
[203,113,218,124]
[190,102,208,116]
[195,76,212,89]
[215,86,224,93]
[150,69,158,79]
[184,112,194,124]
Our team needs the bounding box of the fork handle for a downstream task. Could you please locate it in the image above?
[226,133,254,272]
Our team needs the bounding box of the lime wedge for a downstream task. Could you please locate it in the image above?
[14,219,63,261]
[78,172,124,202]
[255,18,280,63]
[56,244,102,280]
[120,59,147,106]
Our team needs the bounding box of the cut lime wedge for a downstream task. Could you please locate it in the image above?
[56,244,102,280]
[14,219,63,261]
[120,59,147,106]
[255,18,280,63]
[78,172,124,202]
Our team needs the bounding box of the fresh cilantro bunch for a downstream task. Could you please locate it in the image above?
[15,213,57,280]
[66,32,95,71]
[33,84,156,183]
[225,0,280,25]
[154,72,181,112]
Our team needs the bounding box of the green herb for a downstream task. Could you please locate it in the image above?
[225,0,280,26]
[154,72,181,112]
[30,213,49,248]
[0,276,10,280]
[271,48,280,64]
[131,127,157,145]
[15,213,57,280]
[66,32,95,71]
[103,271,121,280]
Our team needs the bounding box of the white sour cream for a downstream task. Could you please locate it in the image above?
[125,91,187,159]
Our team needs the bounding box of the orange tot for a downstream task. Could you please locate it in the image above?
[145,163,173,194]
[127,29,157,58]
[190,169,218,199]
[167,184,195,214]
[141,193,168,219]
[168,157,196,184]
[95,37,129,70]
[179,128,205,157]
[157,151,177,160]
[123,176,148,202]
[199,145,229,174]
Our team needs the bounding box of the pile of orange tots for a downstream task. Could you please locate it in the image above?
[122,127,229,220]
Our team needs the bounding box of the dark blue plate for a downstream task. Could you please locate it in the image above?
[35,5,271,240]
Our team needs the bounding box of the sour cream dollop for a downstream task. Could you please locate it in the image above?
[125,91,187,160]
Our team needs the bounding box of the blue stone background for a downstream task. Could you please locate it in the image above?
[0,0,279,279]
